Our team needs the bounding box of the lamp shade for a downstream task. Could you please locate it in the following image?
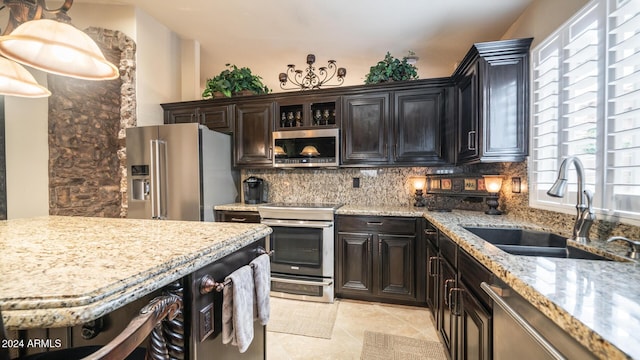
[0,19,119,81]
[0,57,51,97]
[412,177,425,191]
[483,175,503,193]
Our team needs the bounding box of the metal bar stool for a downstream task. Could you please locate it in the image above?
[0,294,182,360]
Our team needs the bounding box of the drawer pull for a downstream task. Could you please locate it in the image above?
[424,229,437,235]
[444,279,455,305]
[449,288,464,316]
[366,221,384,226]
[428,256,438,277]
[230,217,247,222]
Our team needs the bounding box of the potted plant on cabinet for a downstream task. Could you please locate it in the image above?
[202,63,271,99]
[364,52,419,84]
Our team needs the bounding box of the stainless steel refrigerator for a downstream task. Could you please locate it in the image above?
[126,123,237,221]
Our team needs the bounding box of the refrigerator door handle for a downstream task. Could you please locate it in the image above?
[150,140,160,219]
[157,140,168,219]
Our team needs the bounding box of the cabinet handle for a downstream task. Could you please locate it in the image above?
[444,279,455,306]
[467,130,476,151]
[428,256,438,277]
[378,239,382,255]
[230,217,247,222]
[366,221,384,226]
[368,237,372,255]
[268,147,272,159]
[424,229,437,235]
[449,287,464,316]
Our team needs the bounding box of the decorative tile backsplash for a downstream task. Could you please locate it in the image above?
[244,160,640,240]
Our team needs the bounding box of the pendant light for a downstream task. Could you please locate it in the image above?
[0,56,51,97]
[0,19,119,81]
[0,0,120,97]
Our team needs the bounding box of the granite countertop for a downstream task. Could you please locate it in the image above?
[214,203,260,212]
[0,216,271,330]
[338,204,639,360]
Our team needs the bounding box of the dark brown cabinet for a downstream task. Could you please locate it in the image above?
[393,85,450,165]
[336,216,424,304]
[453,38,532,164]
[439,234,458,358]
[214,210,260,223]
[336,232,372,293]
[427,221,493,360]
[456,249,493,360]
[341,93,390,165]
[276,96,340,130]
[233,102,274,167]
[163,103,233,133]
[425,223,439,320]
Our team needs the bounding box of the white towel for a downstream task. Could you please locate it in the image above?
[250,254,271,325]
[221,265,255,353]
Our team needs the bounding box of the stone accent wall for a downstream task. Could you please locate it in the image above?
[48,28,136,218]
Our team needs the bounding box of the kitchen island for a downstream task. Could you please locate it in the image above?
[0,216,271,330]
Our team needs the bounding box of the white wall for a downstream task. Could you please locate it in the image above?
[181,40,201,101]
[501,0,589,48]
[4,71,49,219]
[134,8,182,126]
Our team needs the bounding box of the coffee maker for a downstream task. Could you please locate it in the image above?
[242,176,268,204]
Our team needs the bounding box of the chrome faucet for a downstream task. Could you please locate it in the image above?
[546,157,595,244]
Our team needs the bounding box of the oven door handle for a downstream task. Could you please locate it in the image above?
[261,219,333,228]
[271,277,333,287]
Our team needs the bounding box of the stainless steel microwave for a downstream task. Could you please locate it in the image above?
[272,128,339,168]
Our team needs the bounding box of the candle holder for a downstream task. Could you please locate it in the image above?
[278,54,346,90]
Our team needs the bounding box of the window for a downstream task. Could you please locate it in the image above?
[530,0,640,226]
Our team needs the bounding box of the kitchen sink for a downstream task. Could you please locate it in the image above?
[463,227,612,261]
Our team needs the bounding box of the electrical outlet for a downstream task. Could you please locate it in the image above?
[352,177,360,188]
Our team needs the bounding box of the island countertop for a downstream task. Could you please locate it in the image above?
[0,216,271,330]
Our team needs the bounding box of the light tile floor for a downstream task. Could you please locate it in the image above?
[267,299,441,360]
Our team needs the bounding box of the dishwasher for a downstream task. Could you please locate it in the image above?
[481,281,597,360]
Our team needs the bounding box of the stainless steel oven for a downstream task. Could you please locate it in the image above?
[258,203,340,303]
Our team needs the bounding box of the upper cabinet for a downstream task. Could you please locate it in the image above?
[163,102,233,134]
[276,95,340,130]
[342,92,390,165]
[160,38,531,168]
[393,83,452,165]
[453,38,533,164]
[233,101,275,167]
[341,80,452,167]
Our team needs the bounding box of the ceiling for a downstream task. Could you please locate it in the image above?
[73,0,534,92]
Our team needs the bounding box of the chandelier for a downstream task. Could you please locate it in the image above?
[278,54,346,91]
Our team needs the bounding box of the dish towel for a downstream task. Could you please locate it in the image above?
[222,265,255,353]
[250,253,271,325]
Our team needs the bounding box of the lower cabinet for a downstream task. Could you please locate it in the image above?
[427,221,493,360]
[214,210,261,223]
[336,216,425,305]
